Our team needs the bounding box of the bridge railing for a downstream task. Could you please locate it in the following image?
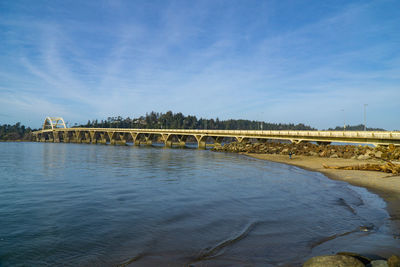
[37,128,399,137]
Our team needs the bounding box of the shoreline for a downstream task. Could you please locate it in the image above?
[243,153,400,235]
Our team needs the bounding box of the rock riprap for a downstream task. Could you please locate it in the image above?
[303,255,364,267]
[212,142,400,161]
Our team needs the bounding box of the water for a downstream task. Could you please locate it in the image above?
[0,142,399,266]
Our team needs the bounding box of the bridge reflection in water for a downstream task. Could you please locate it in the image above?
[33,117,400,148]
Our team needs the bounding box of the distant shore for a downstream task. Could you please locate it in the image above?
[244,153,400,233]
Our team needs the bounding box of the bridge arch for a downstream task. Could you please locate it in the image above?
[42,117,67,130]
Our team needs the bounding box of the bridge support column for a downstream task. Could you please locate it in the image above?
[73,131,82,143]
[89,131,96,144]
[107,132,115,145]
[195,135,206,149]
[53,132,60,142]
[236,137,249,143]
[144,134,152,146]
[162,134,172,148]
[83,132,91,144]
[47,132,54,142]
[115,133,127,146]
[291,139,306,144]
[176,135,187,148]
[98,133,107,144]
[62,132,70,143]
[40,133,46,142]
[130,133,139,146]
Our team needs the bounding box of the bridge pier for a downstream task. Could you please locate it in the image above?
[176,135,187,148]
[196,135,207,149]
[236,137,249,143]
[144,134,153,146]
[96,133,106,144]
[53,132,60,142]
[32,117,400,148]
[73,131,82,143]
[107,132,115,145]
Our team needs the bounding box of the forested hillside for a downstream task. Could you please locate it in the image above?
[78,111,316,131]
[0,123,35,141]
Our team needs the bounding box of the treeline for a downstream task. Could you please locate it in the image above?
[78,111,317,131]
[328,124,385,131]
[0,123,35,141]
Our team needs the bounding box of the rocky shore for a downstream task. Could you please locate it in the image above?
[212,141,400,162]
[303,253,400,267]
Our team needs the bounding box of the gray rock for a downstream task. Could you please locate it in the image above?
[388,255,400,267]
[369,260,388,267]
[303,255,364,267]
[358,154,370,160]
[337,252,371,265]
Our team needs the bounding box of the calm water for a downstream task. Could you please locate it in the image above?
[0,142,399,266]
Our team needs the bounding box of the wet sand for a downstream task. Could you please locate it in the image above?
[245,153,400,234]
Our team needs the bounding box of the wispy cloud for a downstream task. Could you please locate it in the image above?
[0,0,399,129]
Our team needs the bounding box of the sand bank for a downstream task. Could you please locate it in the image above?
[244,153,400,233]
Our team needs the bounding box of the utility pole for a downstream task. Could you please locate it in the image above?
[341,109,346,131]
[260,112,264,131]
[364,104,368,131]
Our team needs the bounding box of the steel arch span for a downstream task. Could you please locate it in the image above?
[42,117,67,130]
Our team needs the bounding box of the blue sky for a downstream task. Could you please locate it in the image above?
[1,0,399,129]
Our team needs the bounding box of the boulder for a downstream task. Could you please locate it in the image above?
[336,252,371,265]
[369,260,389,267]
[358,154,370,160]
[374,151,383,158]
[388,255,400,267]
[303,255,364,267]
[330,154,339,158]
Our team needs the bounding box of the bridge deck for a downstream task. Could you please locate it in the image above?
[33,128,400,147]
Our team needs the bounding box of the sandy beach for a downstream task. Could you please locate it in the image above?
[244,153,400,234]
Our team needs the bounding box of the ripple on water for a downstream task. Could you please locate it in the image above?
[0,142,399,266]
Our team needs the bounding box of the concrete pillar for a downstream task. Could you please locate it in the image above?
[177,135,187,147]
[89,131,96,144]
[162,134,171,148]
[196,135,206,149]
[236,137,249,143]
[53,132,60,143]
[198,140,206,149]
[84,132,91,144]
[115,133,126,145]
[108,132,115,145]
[132,133,140,146]
[74,131,82,143]
[144,134,153,145]
[48,133,54,143]
[63,132,70,143]
[98,133,107,144]
[165,140,172,148]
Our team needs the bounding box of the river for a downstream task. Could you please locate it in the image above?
[0,142,399,266]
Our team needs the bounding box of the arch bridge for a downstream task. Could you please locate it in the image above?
[32,117,400,148]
